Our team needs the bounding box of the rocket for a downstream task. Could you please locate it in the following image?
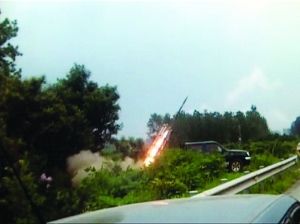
[144,97,188,166]
[174,96,188,120]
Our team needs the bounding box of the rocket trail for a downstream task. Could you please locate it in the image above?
[143,97,188,166]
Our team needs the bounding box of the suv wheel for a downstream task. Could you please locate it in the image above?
[230,160,242,172]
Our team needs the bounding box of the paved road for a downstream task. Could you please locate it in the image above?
[286,180,300,200]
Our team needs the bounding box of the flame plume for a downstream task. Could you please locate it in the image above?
[144,124,172,167]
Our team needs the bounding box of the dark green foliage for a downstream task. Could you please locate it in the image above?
[147,113,171,137]
[291,116,300,136]
[0,14,121,223]
[25,64,121,167]
[247,153,279,171]
[0,11,21,75]
[0,156,46,224]
[0,64,121,169]
[225,140,296,159]
[147,106,270,147]
[224,140,297,172]
[147,149,225,192]
[241,163,300,194]
[74,149,226,212]
[113,137,145,159]
[77,166,150,211]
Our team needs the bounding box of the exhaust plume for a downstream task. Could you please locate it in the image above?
[67,150,142,186]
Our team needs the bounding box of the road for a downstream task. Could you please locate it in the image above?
[286,180,300,200]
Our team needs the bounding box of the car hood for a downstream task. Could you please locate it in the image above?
[48,195,294,223]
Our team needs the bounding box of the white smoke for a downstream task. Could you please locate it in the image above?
[67,150,143,186]
[119,156,144,170]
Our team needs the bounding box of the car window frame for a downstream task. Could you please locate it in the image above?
[280,202,300,224]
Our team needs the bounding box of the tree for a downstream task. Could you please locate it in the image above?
[291,116,300,136]
[53,64,121,150]
[22,64,121,168]
[0,13,24,171]
[0,15,121,169]
[0,13,122,223]
[147,113,171,138]
[244,105,269,140]
[148,106,271,147]
[0,11,21,76]
[114,137,145,159]
[0,154,46,224]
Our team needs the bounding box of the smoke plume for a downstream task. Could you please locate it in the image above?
[67,150,142,186]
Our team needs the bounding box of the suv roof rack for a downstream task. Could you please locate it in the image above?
[184,141,218,145]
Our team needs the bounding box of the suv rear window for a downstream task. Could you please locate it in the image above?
[206,144,220,153]
[185,142,222,153]
[186,144,205,151]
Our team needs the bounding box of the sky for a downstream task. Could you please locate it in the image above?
[1,0,300,138]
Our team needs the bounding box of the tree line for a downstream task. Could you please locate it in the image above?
[147,106,298,147]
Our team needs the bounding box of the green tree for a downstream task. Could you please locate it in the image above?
[52,64,121,150]
[0,11,21,76]
[14,64,121,168]
[0,13,24,172]
[0,13,123,224]
[0,13,121,170]
[147,113,163,137]
[291,116,300,136]
[0,154,46,224]
[150,106,270,147]
[244,105,269,141]
[114,137,145,159]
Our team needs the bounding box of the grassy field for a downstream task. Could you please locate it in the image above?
[239,162,300,194]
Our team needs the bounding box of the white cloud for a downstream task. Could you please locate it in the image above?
[226,67,275,106]
[264,109,291,132]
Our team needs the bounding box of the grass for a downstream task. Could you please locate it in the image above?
[185,172,245,197]
[239,163,300,194]
[199,172,244,191]
[194,160,300,196]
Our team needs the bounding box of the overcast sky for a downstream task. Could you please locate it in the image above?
[1,0,300,138]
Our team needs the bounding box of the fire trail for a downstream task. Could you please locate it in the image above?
[143,97,188,166]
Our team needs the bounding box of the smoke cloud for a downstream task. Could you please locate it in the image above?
[67,150,143,186]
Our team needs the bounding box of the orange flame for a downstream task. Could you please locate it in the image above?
[144,125,172,167]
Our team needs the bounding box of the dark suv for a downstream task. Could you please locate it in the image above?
[184,141,251,172]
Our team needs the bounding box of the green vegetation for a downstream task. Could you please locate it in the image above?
[148,106,271,146]
[291,116,300,137]
[1,11,300,224]
[71,149,227,212]
[240,163,300,195]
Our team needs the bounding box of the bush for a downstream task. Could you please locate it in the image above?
[73,148,226,212]
[147,149,226,191]
[77,166,148,211]
[0,157,46,224]
[273,141,297,158]
[247,153,279,171]
[241,163,300,194]
[225,140,297,159]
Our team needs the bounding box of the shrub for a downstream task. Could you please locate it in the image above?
[146,149,226,193]
[0,157,46,224]
[74,148,226,211]
[247,153,279,171]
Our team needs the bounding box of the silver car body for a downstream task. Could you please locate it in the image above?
[49,194,299,223]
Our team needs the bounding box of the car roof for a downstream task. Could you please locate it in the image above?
[184,140,219,145]
[49,194,296,223]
